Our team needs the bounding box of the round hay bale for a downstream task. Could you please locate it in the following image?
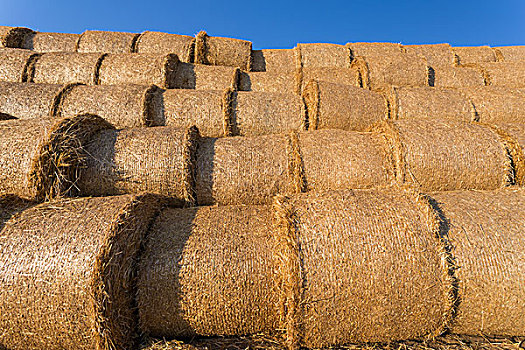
[0,194,164,350]
[194,31,252,70]
[0,194,34,232]
[384,86,475,122]
[76,30,139,53]
[58,83,164,128]
[250,48,298,72]
[297,43,351,68]
[21,32,80,52]
[346,42,405,58]
[135,31,195,62]
[302,80,388,131]
[372,119,511,191]
[98,53,179,89]
[232,91,305,136]
[239,69,301,95]
[274,189,450,348]
[431,189,525,336]
[30,52,103,85]
[173,62,240,90]
[494,46,525,62]
[462,86,525,124]
[162,89,225,137]
[77,126,199,206]
[0,48,37,82]
[453,46,498,64]
[404,43,457,66]
[298,129,393,192]
[195,134,296,205]
[0,81,65,120]
[137,205,279,338]
[431,64,486,88]
[301,66,362,88]
[476,61,525,88]
[0,26,34,48]
[489,123,525,186]
[358,52,430,90]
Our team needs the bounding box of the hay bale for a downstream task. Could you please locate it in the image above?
[297,43,351,68]
[431,64,486,88]
[302,80,388,131]
[30,52,103,85]
[358,53,430,90]
[453,46,498,64]
[372,119,511,191]
[0,81,64,120]
[194,31,252,70]
[232,91,304,136]
[462,86,525,124]
[346,42,405,57]
[298,129,393,191]
[476,61,525,88]
[162,89,224,137]
[385,86,475,122]
[404,43,457,66]
[489,123,525,186]
[58,83,164,128]
[173,62,239,90]
[0,115,112,200]
[239,69,300,94]
[138,205,279,338]
[135,31,195,62]
[301,66,362,88]
[274,189,450,348]
[431,189,525,336]
[494,46,525,62]
[250,48,298,72]
[195,134,295,205]
[98,53,179,88]
[0,194,164,350]
[77,30,139,53]
[0,26,33,48]
[21,32,80,52]
[0,48,37,82]
[77,126,199,206]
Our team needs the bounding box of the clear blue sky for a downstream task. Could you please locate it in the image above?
[1,0,524,49]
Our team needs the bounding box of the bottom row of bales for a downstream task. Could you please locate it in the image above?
[0,187,524,350]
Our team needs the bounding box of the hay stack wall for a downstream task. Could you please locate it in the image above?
[0,81,65,120]
[21,32,80,52]
[135,31,195,62]
[76,30,139,53]
[0,194,164,350]
[0,48,37,82]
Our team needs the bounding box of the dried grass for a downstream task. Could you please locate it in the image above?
[0,81,65,120]
[135,31,195,62]
[77,30,139,53]
[173,62,240,90]
[472,61,525,88]
[0,26,33,48]
[29,52,103,84]
[462,86,525,123]
[431,64,486,88]
[494,46,525,62]
[453,46,498,65]
[346,42,405,57]
[21,32,80,52]
[297,43,352,68]
[0,47,37,82]
[194,31,252,70]
[250,48,298,72]
[239,69,301,94]
[404,43,457,66]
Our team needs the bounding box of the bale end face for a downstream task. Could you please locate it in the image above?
[0,26,34,48]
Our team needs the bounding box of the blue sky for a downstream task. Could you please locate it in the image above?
[1,0,524,49]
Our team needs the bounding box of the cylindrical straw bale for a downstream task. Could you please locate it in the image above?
[274,189,449,348]
[232,91,304,136]
[346,42,405,57]
[404,43,457,66]
[431,189,525,336]
[0,26,33,48]
[78,126,199,206]
[489,123,525,186]
[297,43,351,68]
[98,53,179,89]
[0,81,64,120]
[477,61,525,88]
[58,84,164,128]
[301,67,362,88]
[21,32,80,52]
[0,115,112,200]
[195,134,295,205]
[0,194,164,350]
[453,46,498,64]
[373,119,511,191]
[0,195,34,232]
[77,30,139,53]
[137,205,279,338]
[30,52,103,85]
[302,80,388,131]
[162,89,224,137]
[194,31,252,70]
[462,86,525,124]
[0,48,37,82]
[250,48,298,72]
[386,86,475,122]
[135,31,194,62]
[494,46,525,62]
[431,64,486,88]
[298,129,393,191]
[173,62,239,90]
[239,70,300,94]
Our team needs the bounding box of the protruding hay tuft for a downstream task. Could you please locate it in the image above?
[0,81,65,120]
[29,52,104,85]
[0,48,37,82]
[21,32,80,52]
[0,26,34,48]
[173,62,240,90]
[77,30,139,53]
[135,31,195,62]
[194,30,252,70]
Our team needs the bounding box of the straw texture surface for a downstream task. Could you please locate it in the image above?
[194,31,252,70]
[297,43,351,68]
[453,46,497,64]
[360,53,429,89]
[21,32,80,52]
[135,31,194,62]
[77,30,138,53]
[30,52,102,84]
[0,81,64,120]
[0,26,33,48]
[173,62,239,90]
[239,70,300,95]
[404,44,457,66]
[0,48,36,82]
[463,86,525,124]
[346,42,405,57]
[251,48,297,72]
[494,46,525,62]
[431,64,486,88]
[477,61,525,88]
